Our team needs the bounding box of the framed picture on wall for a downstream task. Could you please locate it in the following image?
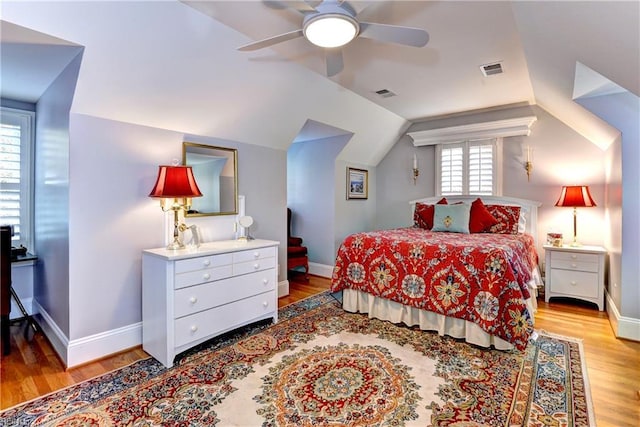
[347,167,368,200]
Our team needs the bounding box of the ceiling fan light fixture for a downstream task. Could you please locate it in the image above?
[303,14,358,48]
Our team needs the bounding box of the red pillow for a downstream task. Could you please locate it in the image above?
[469,198,499,233]
[485,204,521,234]
[414,198,447,229]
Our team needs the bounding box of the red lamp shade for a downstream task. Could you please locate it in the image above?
[554,185,596,208]
[149,165,203,198]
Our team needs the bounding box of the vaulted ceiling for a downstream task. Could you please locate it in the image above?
[1,1,638,163]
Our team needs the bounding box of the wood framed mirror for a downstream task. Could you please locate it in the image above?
[182,142,238,216]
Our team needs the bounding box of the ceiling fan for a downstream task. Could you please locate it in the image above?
[237,0,429,77]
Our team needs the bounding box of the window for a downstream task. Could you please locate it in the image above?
[0,107,34,249]
[436,138,502,196]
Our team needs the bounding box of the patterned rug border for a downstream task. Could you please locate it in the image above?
[0,291,340,415]
[534,329,596,427]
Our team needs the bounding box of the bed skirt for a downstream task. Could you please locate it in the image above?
[341,272,540,351]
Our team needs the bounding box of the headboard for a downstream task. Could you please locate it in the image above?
[409,195,542,246]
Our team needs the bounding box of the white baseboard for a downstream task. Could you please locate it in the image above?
[31,299,69,365]
[605,291,640,342]
[278,279,289,297]
[67,322,142,368]
[309,262,333,278]
[32,299,143,368]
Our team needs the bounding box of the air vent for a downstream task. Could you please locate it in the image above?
[480,62,504,77]
[374,88,396,98]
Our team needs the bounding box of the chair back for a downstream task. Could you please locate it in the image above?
[0,225,11,316]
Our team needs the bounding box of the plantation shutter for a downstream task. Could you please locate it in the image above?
[440,144,464,195]
[436,138,499,196]
[0,108,33,246]
[468,141,494,195]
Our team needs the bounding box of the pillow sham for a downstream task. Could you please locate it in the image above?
[432,203,471,233]
[469,198,499,233]
[413,197,448,230]
[485,204,521,234]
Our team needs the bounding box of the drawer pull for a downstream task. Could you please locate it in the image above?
[263,278,269,285]
[571,281,577,286]
[253,251,260,258]
[189,297,198,304]
[571,263,577,268]
[203,259,211,267]
[571,254,577,260]
[263,301,268,307]
[203,273,211,280]
[190,325,198,333]
[254,263,260,270]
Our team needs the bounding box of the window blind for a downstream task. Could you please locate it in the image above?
[437,139,498,196]
[0,108,33,247]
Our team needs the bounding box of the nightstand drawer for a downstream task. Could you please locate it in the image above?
[550,251,599,264]
[549,269,598,298]
[551,260,599,273]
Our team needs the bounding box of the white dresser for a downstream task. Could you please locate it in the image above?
[543,244,606,311]
[142,239,279,367]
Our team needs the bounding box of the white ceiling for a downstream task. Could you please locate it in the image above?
[1,1,638,159]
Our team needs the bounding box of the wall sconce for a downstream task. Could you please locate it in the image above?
[554,185,596,247]
[149,165,203,250]
[524,146,533,181]
[412,153,419,185]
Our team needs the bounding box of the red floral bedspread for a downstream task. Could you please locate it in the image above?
[331,227,539,350]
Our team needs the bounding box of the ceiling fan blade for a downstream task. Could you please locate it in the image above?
[325,49,344,77]
[263,0,317,12]
[237,29,304,51]
[358,22,429,47]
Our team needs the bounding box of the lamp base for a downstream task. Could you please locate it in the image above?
[166,239,185,250]
[570,241,582,247]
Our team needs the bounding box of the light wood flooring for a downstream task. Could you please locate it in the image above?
[1,273,639,426]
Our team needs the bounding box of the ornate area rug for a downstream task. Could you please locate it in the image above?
[1,292,594,426]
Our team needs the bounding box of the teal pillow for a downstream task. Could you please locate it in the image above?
[432,204,471,233]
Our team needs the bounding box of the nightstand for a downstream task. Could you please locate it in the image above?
[543,244,606,310]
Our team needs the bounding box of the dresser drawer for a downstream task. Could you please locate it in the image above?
[175,265,233,289]
[174,270,276,318]
[174,290,277,348]
[233,257,276,276]
[549,269,599,299]
[550,251,599,264]
[232,246,276,263]
[551,260,599,273]
[175,253,233,274]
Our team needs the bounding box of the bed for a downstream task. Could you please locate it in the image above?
[331,195,542,351]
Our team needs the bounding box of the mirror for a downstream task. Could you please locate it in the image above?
[182,142,238,216]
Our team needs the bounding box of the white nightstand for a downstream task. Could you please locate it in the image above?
[543,244,606,311]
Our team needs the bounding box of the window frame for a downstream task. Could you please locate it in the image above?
[0,106,35,250]
[435,137,503,196]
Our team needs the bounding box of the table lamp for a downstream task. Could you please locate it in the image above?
[149,165,202,250]
[554,185,596,247]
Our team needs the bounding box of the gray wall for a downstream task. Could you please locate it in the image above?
[576,91,639,319]
[287,135,349,266]
[34,50,82,338]
[334,159,377,253]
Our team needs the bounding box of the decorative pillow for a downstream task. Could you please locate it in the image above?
[485,204,521,234]
[469,198,499,233]
[432,203,471,233]
[413,197,448,229]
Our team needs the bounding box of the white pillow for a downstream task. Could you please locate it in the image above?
[518,207,528,234]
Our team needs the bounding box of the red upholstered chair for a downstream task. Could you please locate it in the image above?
[287,208,309,280]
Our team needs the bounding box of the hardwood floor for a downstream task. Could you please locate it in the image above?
[1,274,638,427]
